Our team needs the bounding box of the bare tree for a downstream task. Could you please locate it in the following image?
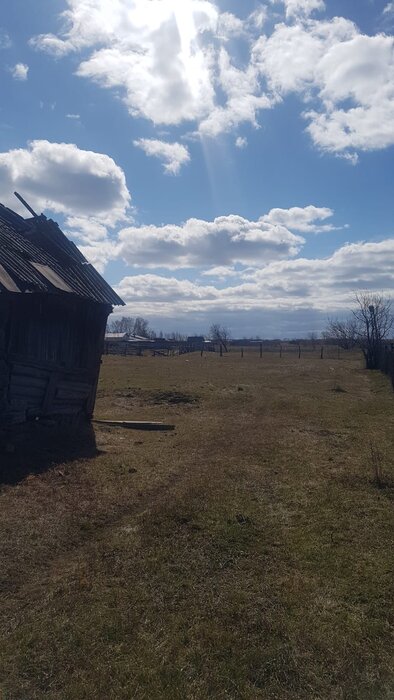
[133,316,152,338]
[325,293,393,368]
[209,323,231,352]
[324,318,359,350]
[107,316,135,334]
[352,292,393,369]
[107,315,154,338]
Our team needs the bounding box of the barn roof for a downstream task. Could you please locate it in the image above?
[0,203,124,306]
[105,332,129,340]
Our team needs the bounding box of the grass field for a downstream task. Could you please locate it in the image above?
[1,350,393,699]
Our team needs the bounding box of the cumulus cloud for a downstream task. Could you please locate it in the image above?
[0,140,132,273]
[64,216,109,243]
[114,238,394,321]
[255,18,394,156]
[77,241,119,274]
[201,266,239,279]
[133,138,190,174]
[198,46,274,137]
[117,213,306,269]
[235,137,248,149]
[217,12,245,39]
[30,0,274,138]
[254,18,356,96]
[30,2,394,156]
[116,206,340,270]
[261,205,338,233]
[0,140,130,225]
[272,0,326,19]
[10,63,29,80]
[31,0,218,126]
[245,238,394,307]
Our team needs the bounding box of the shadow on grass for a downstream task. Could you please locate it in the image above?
[0,421,100,486]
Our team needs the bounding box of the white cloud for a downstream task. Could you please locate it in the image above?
[70,204,339,276]
[66,113,80,120]
[133,138,190,175]
[201,265,239,279]
[10,63,29,81]
[255,18,394,155]
[254,18,356,96]
[217,12,245,40]
[31,0,218,126]
[116,205,339,270]
[245,238,394,307]
[272,0,326,19]
[0,140,130,226]
[247,8,267,30]
[117,213,306,269]
[114,238,394,320]
[64,216,109,243]
[77,241,119,274]
[30,0,274,137]
[198,46,274,137]
[261,205,338,233]
[30,2,394,156]
[235,136,248,149]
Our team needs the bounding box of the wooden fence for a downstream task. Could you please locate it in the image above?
[103,339,215,357]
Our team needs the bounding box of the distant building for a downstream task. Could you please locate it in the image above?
[0,202,124,427]
[104,332,130,342]
[128,334,154,343]
[187,336,205,347]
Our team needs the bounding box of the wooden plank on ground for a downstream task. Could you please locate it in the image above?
[92,419,175,431]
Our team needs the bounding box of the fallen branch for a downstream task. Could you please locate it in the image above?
[92,419,175,431]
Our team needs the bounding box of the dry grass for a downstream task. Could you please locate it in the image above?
[0,350,393,699]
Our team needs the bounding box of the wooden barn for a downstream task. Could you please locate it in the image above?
[0,200,124,427]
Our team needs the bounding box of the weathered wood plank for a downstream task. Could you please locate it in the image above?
[10,375,48,389]
[9,387,46,400]
[56,382,92,394]
[93,420,175,431]
[53,398,86,407]
[11,364,50,380]
[55,389,90,400]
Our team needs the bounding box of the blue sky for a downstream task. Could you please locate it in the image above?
[1,0,394,336]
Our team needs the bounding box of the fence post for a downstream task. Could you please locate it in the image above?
[280,345,282,358]
[298,344,301,359]
[320,346,324,359]
[241,347,244,358]
[220,344,223,357]
[260,343,262,359]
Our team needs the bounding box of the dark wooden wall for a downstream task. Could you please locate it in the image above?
[0,295,110,426]
[0,300,10,421]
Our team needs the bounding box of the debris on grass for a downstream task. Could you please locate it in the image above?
[93,419,175,431]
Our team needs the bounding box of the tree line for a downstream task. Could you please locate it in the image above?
[107,292,393,371]
[106,316,155,338]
